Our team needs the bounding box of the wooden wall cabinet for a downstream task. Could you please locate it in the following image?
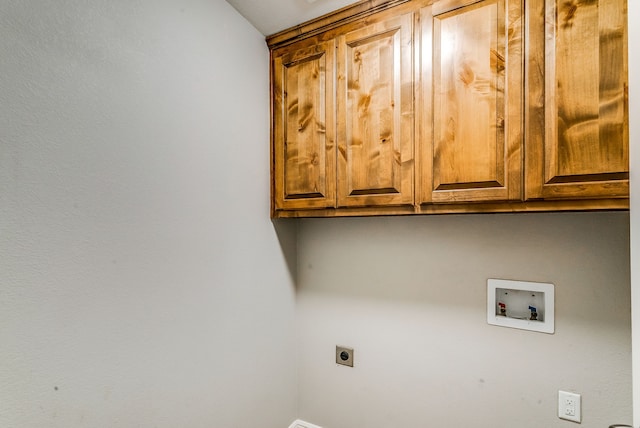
[272,39,336,211]
[268,0,628,218]
[337,13,415,208]
[525,0,629,201]
[418,0,523,204]
[271,4,416,213]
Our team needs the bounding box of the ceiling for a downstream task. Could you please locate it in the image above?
[225,0,357,36]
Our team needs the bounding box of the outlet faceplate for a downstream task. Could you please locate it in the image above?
[336,346,354,367]
[558,390,581,423]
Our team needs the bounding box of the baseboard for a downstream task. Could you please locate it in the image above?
[288,419,323,428]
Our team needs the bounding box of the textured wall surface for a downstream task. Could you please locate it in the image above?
[0,1,297,427]
[297,212,631,428]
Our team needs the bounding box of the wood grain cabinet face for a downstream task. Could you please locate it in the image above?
[272,40,336,211]
[268,0,628,217]
[336,13,415,207]
[419,0,523,204]
[525,0,629,200]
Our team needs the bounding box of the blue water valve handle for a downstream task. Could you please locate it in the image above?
[528,306,536,312]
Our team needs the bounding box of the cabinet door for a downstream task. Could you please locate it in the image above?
[525,0,628,200]
[419,0,523,204]
[272,40,336,211]
[419,0,523,203]
[336,13,414,208]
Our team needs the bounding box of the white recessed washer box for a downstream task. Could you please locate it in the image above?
[487,279,555,334]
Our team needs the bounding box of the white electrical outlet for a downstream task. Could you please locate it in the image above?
[558,390,581,423]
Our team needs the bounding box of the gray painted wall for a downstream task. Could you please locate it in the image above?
[0,1,297,426]
[297,212,631,427]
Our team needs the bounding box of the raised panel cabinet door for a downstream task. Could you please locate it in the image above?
[272,40,337,212]
[525,0,629,200]
[336,13,414,208]
[419,0,523,204]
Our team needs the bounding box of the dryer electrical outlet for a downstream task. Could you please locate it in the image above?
[335,346,354,367]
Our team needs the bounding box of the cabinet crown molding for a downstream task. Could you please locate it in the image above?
[266,0,412,48]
